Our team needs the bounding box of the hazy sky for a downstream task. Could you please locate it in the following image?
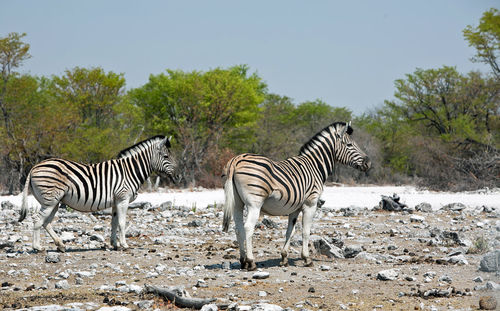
[1,1,497,115]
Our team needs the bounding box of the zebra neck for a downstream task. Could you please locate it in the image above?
[299,143,336,183]
[121,153,154,188]
[299,152,334,184]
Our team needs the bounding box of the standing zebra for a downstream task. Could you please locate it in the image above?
[222,122,370,270]
[18,136,175,252]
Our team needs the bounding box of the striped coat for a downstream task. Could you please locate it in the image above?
[18,136,175,252]
[222,122,370,270]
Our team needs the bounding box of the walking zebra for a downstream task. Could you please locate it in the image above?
[18,136,175,252]
[222,122,370,270]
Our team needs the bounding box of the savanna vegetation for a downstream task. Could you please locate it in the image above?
[1,9,498,194]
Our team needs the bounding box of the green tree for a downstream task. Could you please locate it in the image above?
[464,8,500,78]
[0,32,32,193]
[253,94,296,159]
[130,65,266,186]
[49,67,129,162]
[293,100,352,143]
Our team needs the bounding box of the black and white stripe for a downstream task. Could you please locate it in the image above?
[222,122,370,270]
[18,136,175,252]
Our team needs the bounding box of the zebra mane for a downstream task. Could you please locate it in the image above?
[299,122,353,155]
[117,135,166,158]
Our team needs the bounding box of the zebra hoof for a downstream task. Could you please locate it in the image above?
[57,245,66,253]
[279,259,289,267]
[304,258,313,267]
[246,261,257,271]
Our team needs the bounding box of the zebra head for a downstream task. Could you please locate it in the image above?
[153,136,176,178]
[334,122,371,172]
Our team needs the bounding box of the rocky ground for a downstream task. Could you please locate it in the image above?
[0,194,499,311]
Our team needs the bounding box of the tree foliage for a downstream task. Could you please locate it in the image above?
[464,8,500,78]
[129,65,266,186]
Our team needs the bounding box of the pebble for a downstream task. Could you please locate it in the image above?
[410,215,425,223]
[343,245,363,258]
[479,250,500,272]
[251,303,283,311]
[377,269,398,281]
[200,304,218,311]
[479,295,497,310]
[252,271,270,279]
[55,280,70,290]
[45,252,61,263]
[438,275,452,283]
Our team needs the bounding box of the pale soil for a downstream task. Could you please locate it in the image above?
[0,204,498,310]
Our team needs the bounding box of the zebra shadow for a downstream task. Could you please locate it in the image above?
[40,246,109,254]
[204,257,318,270]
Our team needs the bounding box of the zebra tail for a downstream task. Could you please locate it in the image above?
[18,170,32,223]
[222,171,235,233]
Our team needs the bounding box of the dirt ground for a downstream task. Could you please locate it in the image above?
[0,202,498,310]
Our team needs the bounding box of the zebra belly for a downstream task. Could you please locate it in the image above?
[61,195,114,212]
[261,197,301,216]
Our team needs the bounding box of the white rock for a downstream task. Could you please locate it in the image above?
[377,269,398,281]
[252,271,270,279]
[410,215,425,223]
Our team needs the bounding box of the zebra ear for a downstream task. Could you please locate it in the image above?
[163,136,171,148]
[339,122,348,138]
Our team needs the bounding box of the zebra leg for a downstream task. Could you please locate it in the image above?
[243,205,260,271]
[42,204,66,252]
[110,205,119,249]
[32,208,43,252]
[301,203,318,267]
[115,200,130,250]
[280,209,301,267]
[232,201,246,268]
[32,203,60,251]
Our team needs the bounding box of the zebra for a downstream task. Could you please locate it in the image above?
[18,135,175,252]
[222,121,370,270]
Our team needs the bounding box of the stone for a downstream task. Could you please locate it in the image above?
[377,269,398,281]
[251,303,283,311]
[474,276,484,283]
[187,219,203,227]
[55,280,70,290]
[344,245,363,258]
[201,304,218,311]
[320,265,331,271]
[340,206,361,217]
[446,254,469,265]
[442,202,466,211]
[258,290,267,297]
[60,231,75,242]
[410,215,425,223]
[45,252,61,263]
[479,250,500,272]
[261,217,279,229]
[379,194,408,211]
[252,271,270,279]
[158,201,173,211]
[128,202,152,210]
[134,300,154,310]
[312,237,344,259]
[486,281,500,291]
[438,275,452,283]
[1,201,16,210]
[90,234,105,243]
[479,296,497,310]
[415,202,432,213]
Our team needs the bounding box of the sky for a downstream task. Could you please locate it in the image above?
[1,1,497,115]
